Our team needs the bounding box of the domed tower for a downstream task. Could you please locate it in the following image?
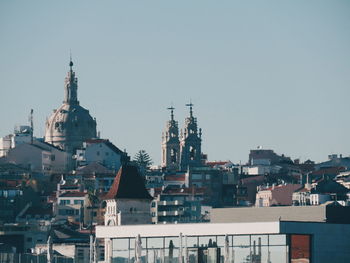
[161,106,180,170]
[45,60,97,153]
[180,102,202,170]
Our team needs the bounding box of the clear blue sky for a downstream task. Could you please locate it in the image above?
[1,1,350,165]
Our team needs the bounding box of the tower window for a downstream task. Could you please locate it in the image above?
[190,146,196,160]
[171,149,177,164]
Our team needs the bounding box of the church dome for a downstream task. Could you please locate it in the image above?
[44,60,97,152]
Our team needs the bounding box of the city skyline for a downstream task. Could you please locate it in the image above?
[1,1,350,164]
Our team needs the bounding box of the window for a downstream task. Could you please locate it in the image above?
[97,151,100,156]
[74,200,83,205]
[58,209,65,215]
[60,200,70,205]
[78,249,84,259]
[66,210,74,215]
[151,202,156,207]
[290,235,311,263]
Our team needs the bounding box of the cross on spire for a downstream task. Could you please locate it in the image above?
[186,100,194,118]
[167,104,175,121]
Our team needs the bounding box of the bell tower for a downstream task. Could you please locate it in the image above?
[161,106,180,170]
[180,102,202,170]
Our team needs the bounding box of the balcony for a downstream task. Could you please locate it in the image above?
[158,210,185,216]
[158,200,184,206]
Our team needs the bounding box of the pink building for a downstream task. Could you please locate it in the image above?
[255,184,302,207]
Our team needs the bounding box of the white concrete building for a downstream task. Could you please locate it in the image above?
[56,192,89,223]
[96,220,350,263]
[310,193,332,206]
[75,139,127,171]
[1,139,69,173]
[0,125,32,157]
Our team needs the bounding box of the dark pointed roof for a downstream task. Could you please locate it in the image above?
[104,165,152,200]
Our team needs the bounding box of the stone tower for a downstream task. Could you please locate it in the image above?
[161,106,180,170]
[45,60,97,153]
[180,102,202,170]
[104,165,153,226]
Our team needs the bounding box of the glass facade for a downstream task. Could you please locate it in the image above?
[111,233,311,263]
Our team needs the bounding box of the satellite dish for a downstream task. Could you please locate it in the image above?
[59,175,66,185]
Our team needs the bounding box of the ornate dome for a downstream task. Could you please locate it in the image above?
[44,60,97,152]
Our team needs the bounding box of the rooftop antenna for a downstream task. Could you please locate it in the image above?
[167,103,175,121]
[29,109,34,144]
[185,99,194,118]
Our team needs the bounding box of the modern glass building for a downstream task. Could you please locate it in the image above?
[96,221,350,263]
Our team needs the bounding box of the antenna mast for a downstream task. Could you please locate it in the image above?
[29,109,34,144]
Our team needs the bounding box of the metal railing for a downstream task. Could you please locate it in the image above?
[0,253,74,263]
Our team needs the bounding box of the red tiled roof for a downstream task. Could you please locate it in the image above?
[76,162,114,176]
[296,188,310,192]
[312,167,345,176]
[104,165,153,200]
[206,161,230,167]
[85,139,107,144]
[165,174,186,181]
[59,192,86,197]
[85,139,124,154]
[22,206,53,217]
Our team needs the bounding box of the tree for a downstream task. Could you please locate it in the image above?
[87,189,99,232]
[133,150,153,170]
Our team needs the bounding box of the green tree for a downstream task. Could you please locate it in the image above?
[87,189,99,232]
[133,150,153,170]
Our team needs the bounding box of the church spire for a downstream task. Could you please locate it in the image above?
[186,101,194,118]
[167,105,175,121]
[64,57,79,105]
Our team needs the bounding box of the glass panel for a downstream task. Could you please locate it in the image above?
[207,247,220,263]
[233,235,249,247]
[216,236,228,248]
[251,235,268,246]
[290,234,310,263]
[129,249,135,263]
[199,236,217,248]
[164,248,179,263]
[142,238,147,249]
[141,246,148,263]
[148,237,164,249]
[269,245,288,263]
[232,246,250,263]
[148,248,164,263]
[186,236,198,248]
[113,238,129,250]
[165,237,179,249]
[269,234,286,246]
[130,238,135,249]
[188,248,199,263]
[112,250,129,263]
